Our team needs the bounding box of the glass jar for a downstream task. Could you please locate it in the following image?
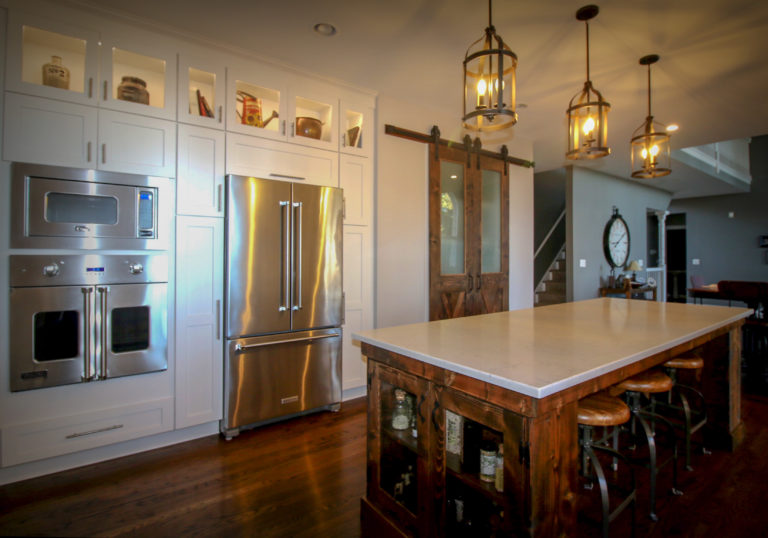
[479,440,497,482]
[117,76,150,105]
[42,56,70,89]
[391,388,410,431]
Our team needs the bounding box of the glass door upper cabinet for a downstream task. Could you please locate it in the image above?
[178,50,226,128]
[340,95,374,158]
[226,60,288,140]
[99,29,177,121]
[5,12,99,105]
[290,85,337,150]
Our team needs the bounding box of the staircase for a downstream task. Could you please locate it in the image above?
[535,249,567,306]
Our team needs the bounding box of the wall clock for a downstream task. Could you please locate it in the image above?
[603,207,630,269]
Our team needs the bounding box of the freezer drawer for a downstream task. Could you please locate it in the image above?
[222,328,341,438]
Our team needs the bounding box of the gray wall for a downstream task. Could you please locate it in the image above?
[668,135,768,290]
[567,166,672,302]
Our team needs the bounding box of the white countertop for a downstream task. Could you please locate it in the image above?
[353,298,752,398]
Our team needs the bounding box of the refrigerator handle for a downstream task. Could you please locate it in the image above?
[280,201,291,312]
[292,201,303,311]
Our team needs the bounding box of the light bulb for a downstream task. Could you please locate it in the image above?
[582,116,595,136]
[477,78,487,95]
[650,145,659,157]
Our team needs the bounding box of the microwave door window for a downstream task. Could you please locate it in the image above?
[46,192,118,225]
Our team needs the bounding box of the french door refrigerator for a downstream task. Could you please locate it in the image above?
[222,174,343,439]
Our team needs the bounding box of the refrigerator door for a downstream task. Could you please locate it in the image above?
[222,328,342,437]
[291,183,343,331]
[226,175,292,338]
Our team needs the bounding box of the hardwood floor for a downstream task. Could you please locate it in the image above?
[1,394,767,537]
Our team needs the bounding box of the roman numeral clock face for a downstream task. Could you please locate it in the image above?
[603,209,630,268]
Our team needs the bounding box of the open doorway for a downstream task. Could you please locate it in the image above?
[666,213,687,302]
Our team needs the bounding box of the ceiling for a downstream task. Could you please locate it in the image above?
[71,0,768,197]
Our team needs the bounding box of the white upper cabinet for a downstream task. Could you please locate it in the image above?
[5,10,100,106]
[226,59,339,152]
[98,109,177,177]
[340,154,374,226]
[98,26,177,121]
[177,124,225,217]
[177,49,227,129]
[340,94,375,158]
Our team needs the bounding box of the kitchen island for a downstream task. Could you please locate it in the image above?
[354,298,752,537]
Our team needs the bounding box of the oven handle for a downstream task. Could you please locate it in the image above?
[98,286,109,380]
[81,287,95,382]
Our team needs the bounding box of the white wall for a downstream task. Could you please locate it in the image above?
[375,95,534,329]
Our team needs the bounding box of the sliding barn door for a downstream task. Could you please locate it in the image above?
[429,145,509,320]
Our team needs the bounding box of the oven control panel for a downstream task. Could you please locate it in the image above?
[10,254,168,287]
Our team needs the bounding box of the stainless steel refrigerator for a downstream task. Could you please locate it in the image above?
[221,175,343,439]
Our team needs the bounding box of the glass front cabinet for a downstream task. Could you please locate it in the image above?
[365,358,528,537]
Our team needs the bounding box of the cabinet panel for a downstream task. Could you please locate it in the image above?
[340,154,373,226]
[226,60,288,140]
[175,216,224,429]
[342,309,367,391]
[177,125,225,216]
[340,97,374,158]
[226,133,338,187]
[343,226,373,392]
[98,109,176,177]
[1,397,173,467]
[5,10,100,106]
[3,92,97,168]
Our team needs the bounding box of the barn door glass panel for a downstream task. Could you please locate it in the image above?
[440,161,465,275]
[480,169,502,273]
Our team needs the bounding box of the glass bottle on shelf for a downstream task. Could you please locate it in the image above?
[42,55,69,89]
[479,440,497,483]
[391,388,411,431]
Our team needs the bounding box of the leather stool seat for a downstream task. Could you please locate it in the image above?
[616,370,673,393]
[664,356,704,370]
[578,393,631,427]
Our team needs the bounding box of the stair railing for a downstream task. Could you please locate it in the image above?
[534,209,565,260]
[534,209,567,292]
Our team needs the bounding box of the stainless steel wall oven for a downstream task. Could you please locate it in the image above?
[9,254,168,392]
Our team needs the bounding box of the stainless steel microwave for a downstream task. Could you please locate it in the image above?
[11,163,173,251]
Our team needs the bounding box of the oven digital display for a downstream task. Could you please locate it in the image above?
[86,267,105,272]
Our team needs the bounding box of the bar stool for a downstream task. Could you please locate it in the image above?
[577,392,637,538]
[615,370,682,522]
[658,355,708,470]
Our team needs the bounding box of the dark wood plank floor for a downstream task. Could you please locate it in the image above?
[1,394,767,537]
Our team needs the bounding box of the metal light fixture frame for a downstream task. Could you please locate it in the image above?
[630,54,671,178]
[462,0,517,132]
[566,5,610,160]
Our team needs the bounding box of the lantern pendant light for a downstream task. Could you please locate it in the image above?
[566,5,610,160]
[462,0,518,132]
[630,54,671,178]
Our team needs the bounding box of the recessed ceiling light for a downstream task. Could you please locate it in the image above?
[666,124,679,132]
[314,23,337,37]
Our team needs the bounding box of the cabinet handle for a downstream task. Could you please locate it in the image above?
[102,144,106,164]
[103,80,108,101]
[342,197,346,220]
[216,300,221,340]
[417,393,425,424]
[218,105,223,123]
[342,132,346,147]
[467,275,473,292]
[66,424,123,439]
[431,399,441,432]
[217,184,223,213]
[476,275,481,291]
[290,121,295,137]
[88,78,93,99]
[87,141,92,163]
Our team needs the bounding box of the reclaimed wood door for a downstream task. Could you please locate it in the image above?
[429,143,509,320]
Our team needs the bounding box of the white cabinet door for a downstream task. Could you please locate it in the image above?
[5,10,100,106]
[177,125,225,216]
[342,225,373,391]
[3,92,97,168]
[178,49,227,128]
[340,95,375,158]
[175,216,224,429]
[226,133,338,187]
[340,154,374,226]
[98,109,176,177]
[98,27,177,121]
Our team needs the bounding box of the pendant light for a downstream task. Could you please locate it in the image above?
[566,5,610,160]
[462,0,517,132]
[630,54,671,178]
